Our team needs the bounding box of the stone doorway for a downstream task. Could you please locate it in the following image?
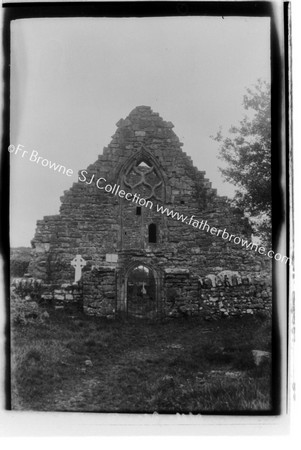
[126,264,157,318]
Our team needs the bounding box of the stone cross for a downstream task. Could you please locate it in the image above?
[71,254,86,282]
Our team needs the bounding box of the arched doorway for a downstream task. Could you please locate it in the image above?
[126,264,157,318]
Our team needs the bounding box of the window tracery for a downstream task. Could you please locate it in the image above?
[122,158,164,202]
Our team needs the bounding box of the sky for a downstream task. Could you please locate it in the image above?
[9,16,270,247]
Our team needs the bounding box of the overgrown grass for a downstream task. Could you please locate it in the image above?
[11,311,272,413]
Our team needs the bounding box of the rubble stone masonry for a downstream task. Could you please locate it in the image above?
[28,106,272,318]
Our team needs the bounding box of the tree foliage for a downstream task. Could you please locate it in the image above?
[213,79,271,242]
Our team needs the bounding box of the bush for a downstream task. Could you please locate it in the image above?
[11,289,49,325]
[10,247,32,277]
[10,260,30,278]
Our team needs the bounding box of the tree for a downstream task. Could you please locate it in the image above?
[213,79,271,243]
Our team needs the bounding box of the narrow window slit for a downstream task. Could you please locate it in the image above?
[148,223,157,243]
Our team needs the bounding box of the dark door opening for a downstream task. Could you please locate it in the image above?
[127,265,157,318]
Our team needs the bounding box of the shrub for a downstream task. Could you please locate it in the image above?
[10,260,30,278]
[11,289,49,325]
[10,247,32,277]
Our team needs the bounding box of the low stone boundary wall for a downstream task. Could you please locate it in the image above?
[10,277,83,312]
[40,283,83,311]
[11,268,272,319]
[163,269,272,318]
[200,284,272,319]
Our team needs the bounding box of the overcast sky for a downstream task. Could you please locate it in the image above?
[10,16,270,247]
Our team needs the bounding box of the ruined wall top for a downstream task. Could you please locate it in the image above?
[116,105,176,133]
[85,105,219,203]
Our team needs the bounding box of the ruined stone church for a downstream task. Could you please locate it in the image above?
[29,106,271,319]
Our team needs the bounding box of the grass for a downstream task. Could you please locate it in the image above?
[11,311,272,413]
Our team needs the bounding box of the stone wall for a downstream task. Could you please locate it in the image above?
[83,267,116,317]
[40,282,83,312]
[200,282,272,319]
[41,268,270,319]
[163,269,200,317]
[28,106,258,283]
[27,106,272,318]
[13,267,272,319]
[162,269,272,319]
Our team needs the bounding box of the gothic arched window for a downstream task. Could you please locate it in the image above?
[116,147,165,250]
[121,151,165,202]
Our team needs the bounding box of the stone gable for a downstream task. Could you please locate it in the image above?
[28,106,271,318]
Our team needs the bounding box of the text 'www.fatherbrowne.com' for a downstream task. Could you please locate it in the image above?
[155,204,290,265]
[79,171,290,265]
[78,171,290,265]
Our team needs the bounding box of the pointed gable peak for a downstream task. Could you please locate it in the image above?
[115,106,174,130]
